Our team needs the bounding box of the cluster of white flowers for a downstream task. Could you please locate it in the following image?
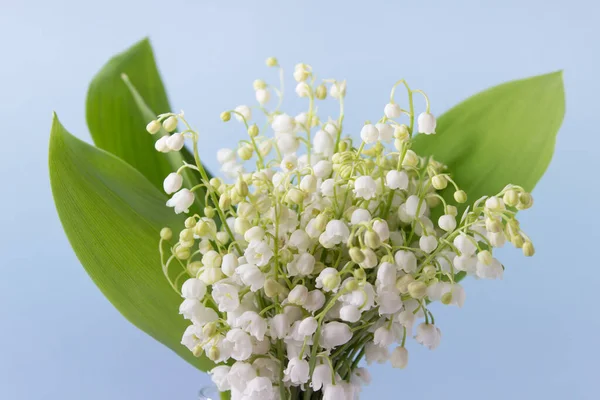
[146,57,535,400]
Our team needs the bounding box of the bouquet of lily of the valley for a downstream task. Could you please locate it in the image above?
[49,39,564,400]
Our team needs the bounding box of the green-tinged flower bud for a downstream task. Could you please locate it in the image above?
[209,177,223,189]
[316,84,327,100]
[517,192,533,210]
[485,217,503,233]
[179,239,195,248]
[236,180,249,197]
[446,205,458,217]
[315,214,328,231]
[193,220,210,237]
[219,194,231,210]
[248,124,259,138]
[522,241,535,257]
[237,202,255,219]
[402,150,418,167]
[364,231,381,249]
[185,217,197,229]
[323,273,341,291]
[187,261,202,276]
[422,265,437,278]
[193,345,204,358]
[432,175,448,190]
[146,120,161,134]
[238,144,253,161]
[180,228,194,241]
[313,261,326,275]
[279,248,293,264]
[394,139,404,151]
[204,206,215,218]
[198,239,212,254]
[408,281,427,299]
[426,195,440,208]
[253,79,267,90]
[441,292,453,305]
[503,189,519,207]
[264,278,280,298]
[338,141,348,152]
[203,251,222,268]
[286,187,306,205]
[162,116,178,132]
[259,140,273,157]
[202,322,217,337]
[353,268,366,281]
[175,247,190,260]
[349,247,365,263]
[454,190,467,203]
[160,227,172,241]
[477,250,493,266]
[380,254,394,264]
[396,274,415,294]
[234,217,251,235]
[512,234,525,248]
[207,346,219,360]
[339,164,353,179]
[345,279,359,292]
[394,124,410,141]
[266,57,278,67]
[220,111,231,122]
[216,232,229,245]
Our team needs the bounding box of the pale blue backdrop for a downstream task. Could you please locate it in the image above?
[1,0,598,399]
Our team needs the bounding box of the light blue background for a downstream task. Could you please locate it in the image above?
[1,0,598,399]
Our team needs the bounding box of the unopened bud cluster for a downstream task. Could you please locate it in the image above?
[146,59,535,400]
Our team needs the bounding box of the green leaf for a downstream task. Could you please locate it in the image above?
[49,113,213,372]
[412,71,565,204]
[85,37,208,197]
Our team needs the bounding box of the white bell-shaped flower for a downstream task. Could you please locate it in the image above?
[209,365,231,391]
[390,346,409,369]
[310,363,332,391]
[154,135,169,152]
[314,130,334,155]
[283,357,310,385]
[304,290,326,312]
[234,105,252,122]
[385,170,409,190]
[419,235,438,254]
[227,362,257,393]
[298,316,318,337]
[181,278,206,300]
[236,263,266,292]
[166,133,185,151]
[454,234,477,256]
[237,311,268,341]
[384,103,402,118]
[212,283,240,312]
[289,229,311,251]
[166,189,195,214]
[269,314,290,339]
[288,285,309,305]
[373,220,390,242]
[354,176,377,200]
[163,172,183,194]
[438,214,457,232]
[365,342,389,365]
[339,304,361,322]
[314,160,333,178]
[350,208,371,225]
[394,250,417,273]
[415,323,442,349]
[376,123,393,142]
[221,253,238,277]
[217,148,236,164]
[373,326,395,347]
[320,321,352,349]
[324,220,350,244]
[243,376,274,400]
[360,124,379,144]
[225,328,253,361]
[417,112,436,135]
[272,114,295,133]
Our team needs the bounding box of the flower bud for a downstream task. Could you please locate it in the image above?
[146,120,161,134]
[517,193,533,210]
[193,345,204,358]
[323,273,341,291]
[207,346,219,361]
[402,150,418,167]
[234,217,251,235]
[180,228,194,242]
[175,247,190,260]
[259,140,272,157]
[220,111,231,122]
[364,231,381,249]
[454,190,467,203]
[354,268,366,281]
[422,265,437,278]
[204,206,215,219]
[477,250,493,265]
[187,261,202,276]
[432,175,447,190]
[288,285,309,305]
[202,322,217,337]
[265,57,278,67]
[485,217,503,233]
[408,281,427,299]
[522,241,535,257]
[203,250,222,268]
[345,279,359,292]
[179,239,194,248]
[184,217,197,229]
[503,189,519,207]
[396,274,415,294]
[294,63,310,81]
[253,79,267,90]
[210,177,223,189]
[286,187,306,205]
[394,124,410,141]
[385,103,402,119]
[238,144,254,161]
[512,235,525,248]
[193,220,209,237]
[236,180,249,197]
[441,292,453,305]
[245,123,260,138]
[160,227,172,241]
[279,248,293,264]
[162,116,178,132]
[446,205,458,216]
[349,247,365,263]
[219,194,231,210]
[315,84,327,100]
[264,278,280,298]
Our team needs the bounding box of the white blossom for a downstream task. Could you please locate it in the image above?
[417,112,436,135]
[354,176,377,200]
[360,124,379,144]
[163,172,183,194]
[415,323,442,350]
[166,189,194,214]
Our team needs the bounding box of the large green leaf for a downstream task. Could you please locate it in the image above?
[85,37,207,199]
[49,113,213,372]
[413,71,565,204]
